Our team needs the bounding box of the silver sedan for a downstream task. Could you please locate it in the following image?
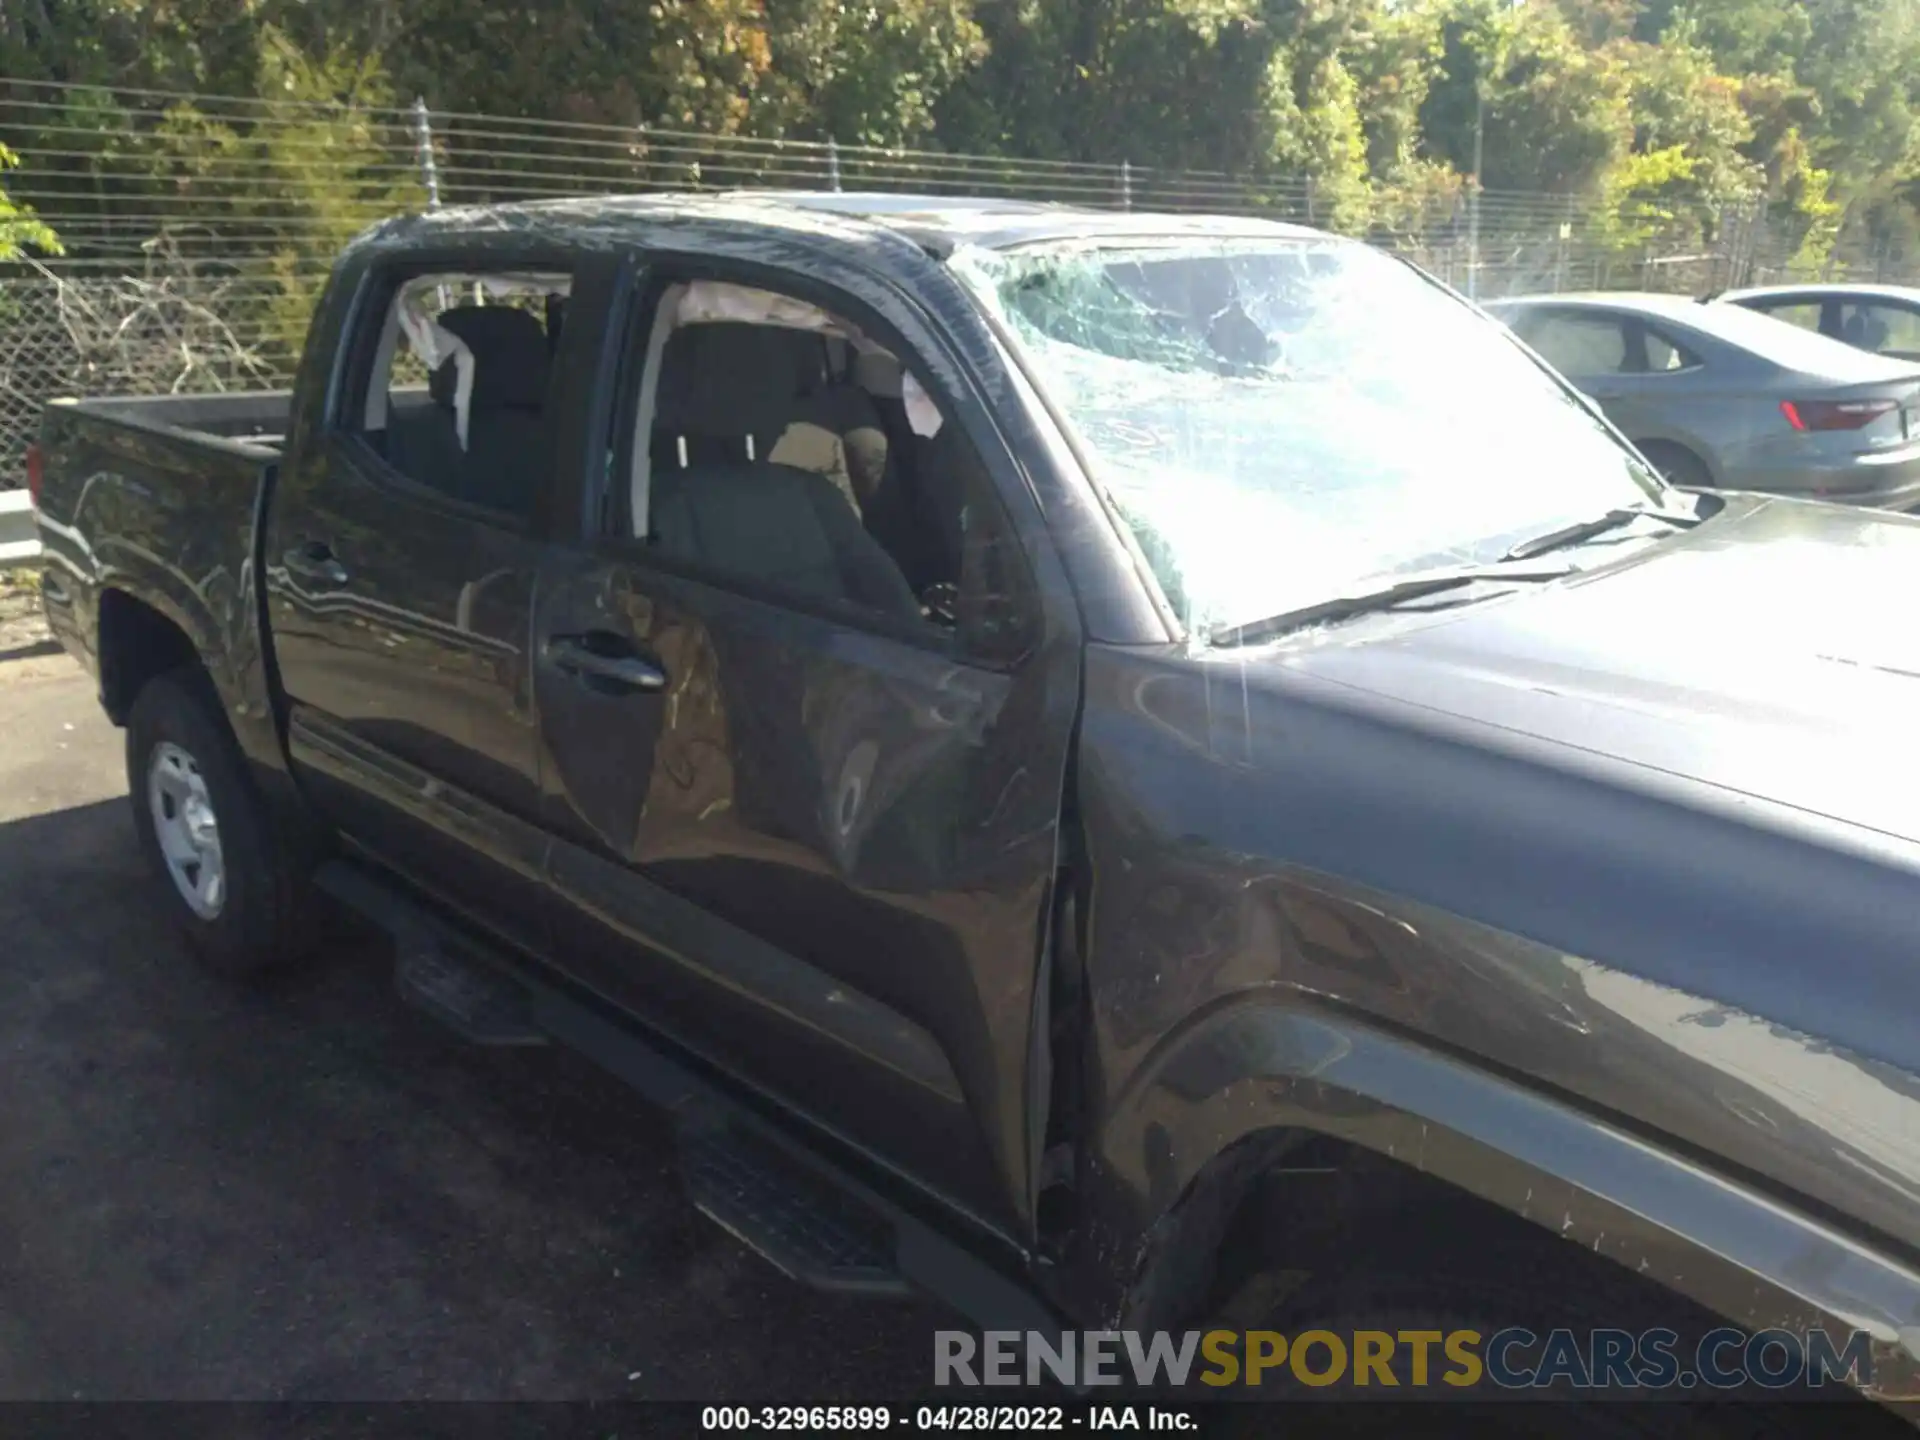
[1486,292,1920,508]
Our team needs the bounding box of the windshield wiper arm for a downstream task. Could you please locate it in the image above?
[1209,561,1577,648]
[1502,503,1699,563]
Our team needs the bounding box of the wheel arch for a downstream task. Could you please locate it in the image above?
[1107,1001,1920,1402]
[99,582,326,864]
[97,586,208,724]
[1630,436,1718,489]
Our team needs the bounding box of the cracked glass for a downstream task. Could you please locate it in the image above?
[955,239,1666,639]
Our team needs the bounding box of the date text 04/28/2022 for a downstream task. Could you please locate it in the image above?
[699,1405,1196,1431]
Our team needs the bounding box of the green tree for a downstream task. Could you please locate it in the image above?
[0,144,59,259]
[1346,0,1446,182]
[759,0,987,145]
[1634,0,1810,78]
[1795,0,1920,191]
[266,0,779,134]
[0,0,265,95]
[1604,29,1763,250]
[249,29,423,361]
[1420,0,1630,193]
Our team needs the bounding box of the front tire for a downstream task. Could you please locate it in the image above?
[127,668,311,978]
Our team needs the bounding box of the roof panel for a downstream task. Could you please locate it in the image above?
[357,189,1329,264]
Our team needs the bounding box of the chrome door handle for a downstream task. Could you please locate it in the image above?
[283,540,349,585]
[544,633,668,692]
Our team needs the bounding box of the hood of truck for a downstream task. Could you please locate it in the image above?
[1078,493,1920,1260]
[1282,495,1920,847]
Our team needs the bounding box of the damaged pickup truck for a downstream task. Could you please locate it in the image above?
[28,192,1920,1419]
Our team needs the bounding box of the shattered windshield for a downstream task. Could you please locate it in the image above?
[954,239,1666,638]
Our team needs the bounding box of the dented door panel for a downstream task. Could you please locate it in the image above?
[533,555,1067,1224]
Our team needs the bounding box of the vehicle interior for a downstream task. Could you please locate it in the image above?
[1729,293,1920,362]
[627,280,985,631]
[362,272,573,519]
[1839,302,1920,360]
[1841,310,1888,350]
[1510,308,1701,375]
[353,271,1020,643]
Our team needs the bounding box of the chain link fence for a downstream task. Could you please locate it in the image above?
[0,78,1909,485]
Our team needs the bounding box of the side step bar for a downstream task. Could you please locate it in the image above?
[313,860,1058,1334]
[681,1124,911,1297]
[322,861,546,1046]
[398,947,548,1047]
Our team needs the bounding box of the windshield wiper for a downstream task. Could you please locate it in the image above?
[1501,502,1700,563]
[1209,561,1578,648]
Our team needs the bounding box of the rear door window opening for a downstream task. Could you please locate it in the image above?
[351,269,573,520]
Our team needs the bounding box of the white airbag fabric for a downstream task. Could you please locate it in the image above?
[671,279,945,437]
[902,372,943,438]
[675,282,849,337]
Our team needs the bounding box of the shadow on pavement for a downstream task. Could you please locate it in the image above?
[0,795,944,1400]
[0,638,62,663]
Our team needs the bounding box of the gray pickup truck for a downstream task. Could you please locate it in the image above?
[27,191,1920,1421]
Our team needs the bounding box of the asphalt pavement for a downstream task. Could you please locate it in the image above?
[0,654,944,1400]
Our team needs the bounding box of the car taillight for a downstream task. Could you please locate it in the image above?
[24,442,43,507]
[1780,398,1899,432]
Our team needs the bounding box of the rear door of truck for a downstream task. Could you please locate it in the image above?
[264,244,618,952]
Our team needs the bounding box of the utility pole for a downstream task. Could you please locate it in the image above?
[1468,77,1485,301]
[1556,194,1574,292]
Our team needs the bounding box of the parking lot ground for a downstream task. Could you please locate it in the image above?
[0,655,945,1400]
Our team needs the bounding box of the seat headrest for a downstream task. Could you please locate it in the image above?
[654,323,826,438]
[430,305,551,411]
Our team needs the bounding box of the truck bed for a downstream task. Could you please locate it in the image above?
[57,390,293,451]
[33,388,287,729]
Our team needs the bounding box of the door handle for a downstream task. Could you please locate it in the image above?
[283,540,349,585]
[544,632,668,692]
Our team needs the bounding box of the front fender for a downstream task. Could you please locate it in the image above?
[1104,999,1920,1401]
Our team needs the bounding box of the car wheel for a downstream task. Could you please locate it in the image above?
[127,667,312,979]
[1635,441,1713,490]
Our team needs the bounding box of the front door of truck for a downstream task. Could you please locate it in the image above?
[266,253,604,949]
[529,263,1082,1226]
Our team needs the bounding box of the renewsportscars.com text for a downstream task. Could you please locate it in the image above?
[934,1327,1874,1392]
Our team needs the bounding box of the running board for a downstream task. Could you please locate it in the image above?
[312,859,1060,1334]
[396,944,547,1047]
[681,1122,911,1296]
[316,860,545,1046]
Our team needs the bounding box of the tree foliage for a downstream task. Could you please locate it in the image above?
[0,143,58,260]
[0,0,1916,273]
